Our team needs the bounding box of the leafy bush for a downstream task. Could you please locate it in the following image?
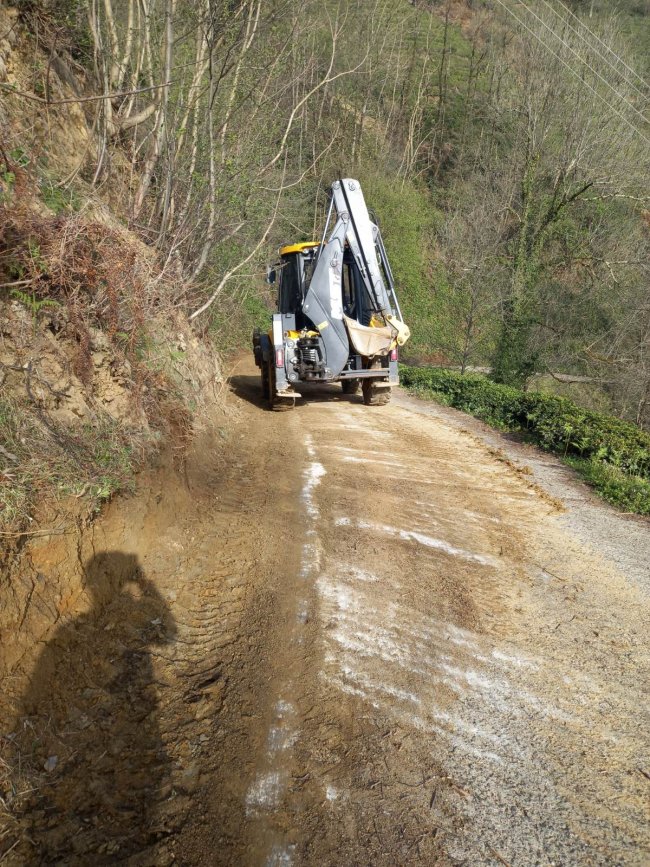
[400,365,650,513]
[565,458,650,516]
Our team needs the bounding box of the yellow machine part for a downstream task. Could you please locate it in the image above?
[385,313,411,347]
[368,313,411,349]
[279,241,321,256]
[286,329,319,339]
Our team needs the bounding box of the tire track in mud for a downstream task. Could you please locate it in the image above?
[241,432,326,867]
[0,401,309,865]
[150,424,310,867]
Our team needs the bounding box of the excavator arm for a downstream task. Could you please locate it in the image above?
[302,178,410,380]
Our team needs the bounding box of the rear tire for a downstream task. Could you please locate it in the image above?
[266,360,276,410]
[261,361,270,400]
[362,378,391,406]
[266,361,295,411]
[341,379,360,395]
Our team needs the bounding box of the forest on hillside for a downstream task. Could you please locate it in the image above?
[1,0,649,427]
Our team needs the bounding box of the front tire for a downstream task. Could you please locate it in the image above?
[341,379,360,395]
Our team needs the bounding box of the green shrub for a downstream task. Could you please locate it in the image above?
[39,177,80,214]
[400,365,650,514]
[566,458,650,516]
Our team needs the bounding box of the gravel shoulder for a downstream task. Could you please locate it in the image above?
[393,388,650,597]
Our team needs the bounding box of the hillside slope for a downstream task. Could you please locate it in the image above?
[1,2,224,534]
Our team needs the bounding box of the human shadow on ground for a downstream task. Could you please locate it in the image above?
[16,551,176,863]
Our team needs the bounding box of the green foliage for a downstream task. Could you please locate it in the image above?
[400,365,650,513]
[10,288,59,320]
[359,172,443,356]
[210,281,275,354]
[0,149,27,203]
[243,288,274,332]
[491,308,540,387]
[39,177,80,214]
[72,420,136,504]
[0,170,16,204]
[9,147,30,169]
[566,457,650,516]
[402,366,526,428]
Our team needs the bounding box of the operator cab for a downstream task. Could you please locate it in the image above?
[275,241,318,330]
[274,241,374,329]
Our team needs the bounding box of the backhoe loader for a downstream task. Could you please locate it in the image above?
[253,178,410,408]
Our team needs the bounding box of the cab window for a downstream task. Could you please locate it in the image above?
[278,255,301,314]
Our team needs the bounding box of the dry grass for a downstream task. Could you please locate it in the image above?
[0,393,144,528]
[0,147,198,532]
[0,729,35,860]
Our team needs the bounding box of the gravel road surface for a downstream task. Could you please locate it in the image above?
[3,364,648,866]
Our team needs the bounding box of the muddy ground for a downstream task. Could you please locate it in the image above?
[1,360,649,865]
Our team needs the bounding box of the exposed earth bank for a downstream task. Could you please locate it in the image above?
[1,359,649,866]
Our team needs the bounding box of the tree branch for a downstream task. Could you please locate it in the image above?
[0,80,172,106]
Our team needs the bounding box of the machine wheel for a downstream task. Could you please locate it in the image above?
[362,378,391,406]
[261,361,270,400]
[341,378,360,395]
[266,359,276,409]
[266,360,295,411]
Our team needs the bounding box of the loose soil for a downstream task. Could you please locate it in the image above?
[1,359,648,866]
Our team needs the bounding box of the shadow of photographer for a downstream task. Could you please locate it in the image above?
[16,551,176,863]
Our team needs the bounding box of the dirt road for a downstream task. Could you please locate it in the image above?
[3,362,649,865]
